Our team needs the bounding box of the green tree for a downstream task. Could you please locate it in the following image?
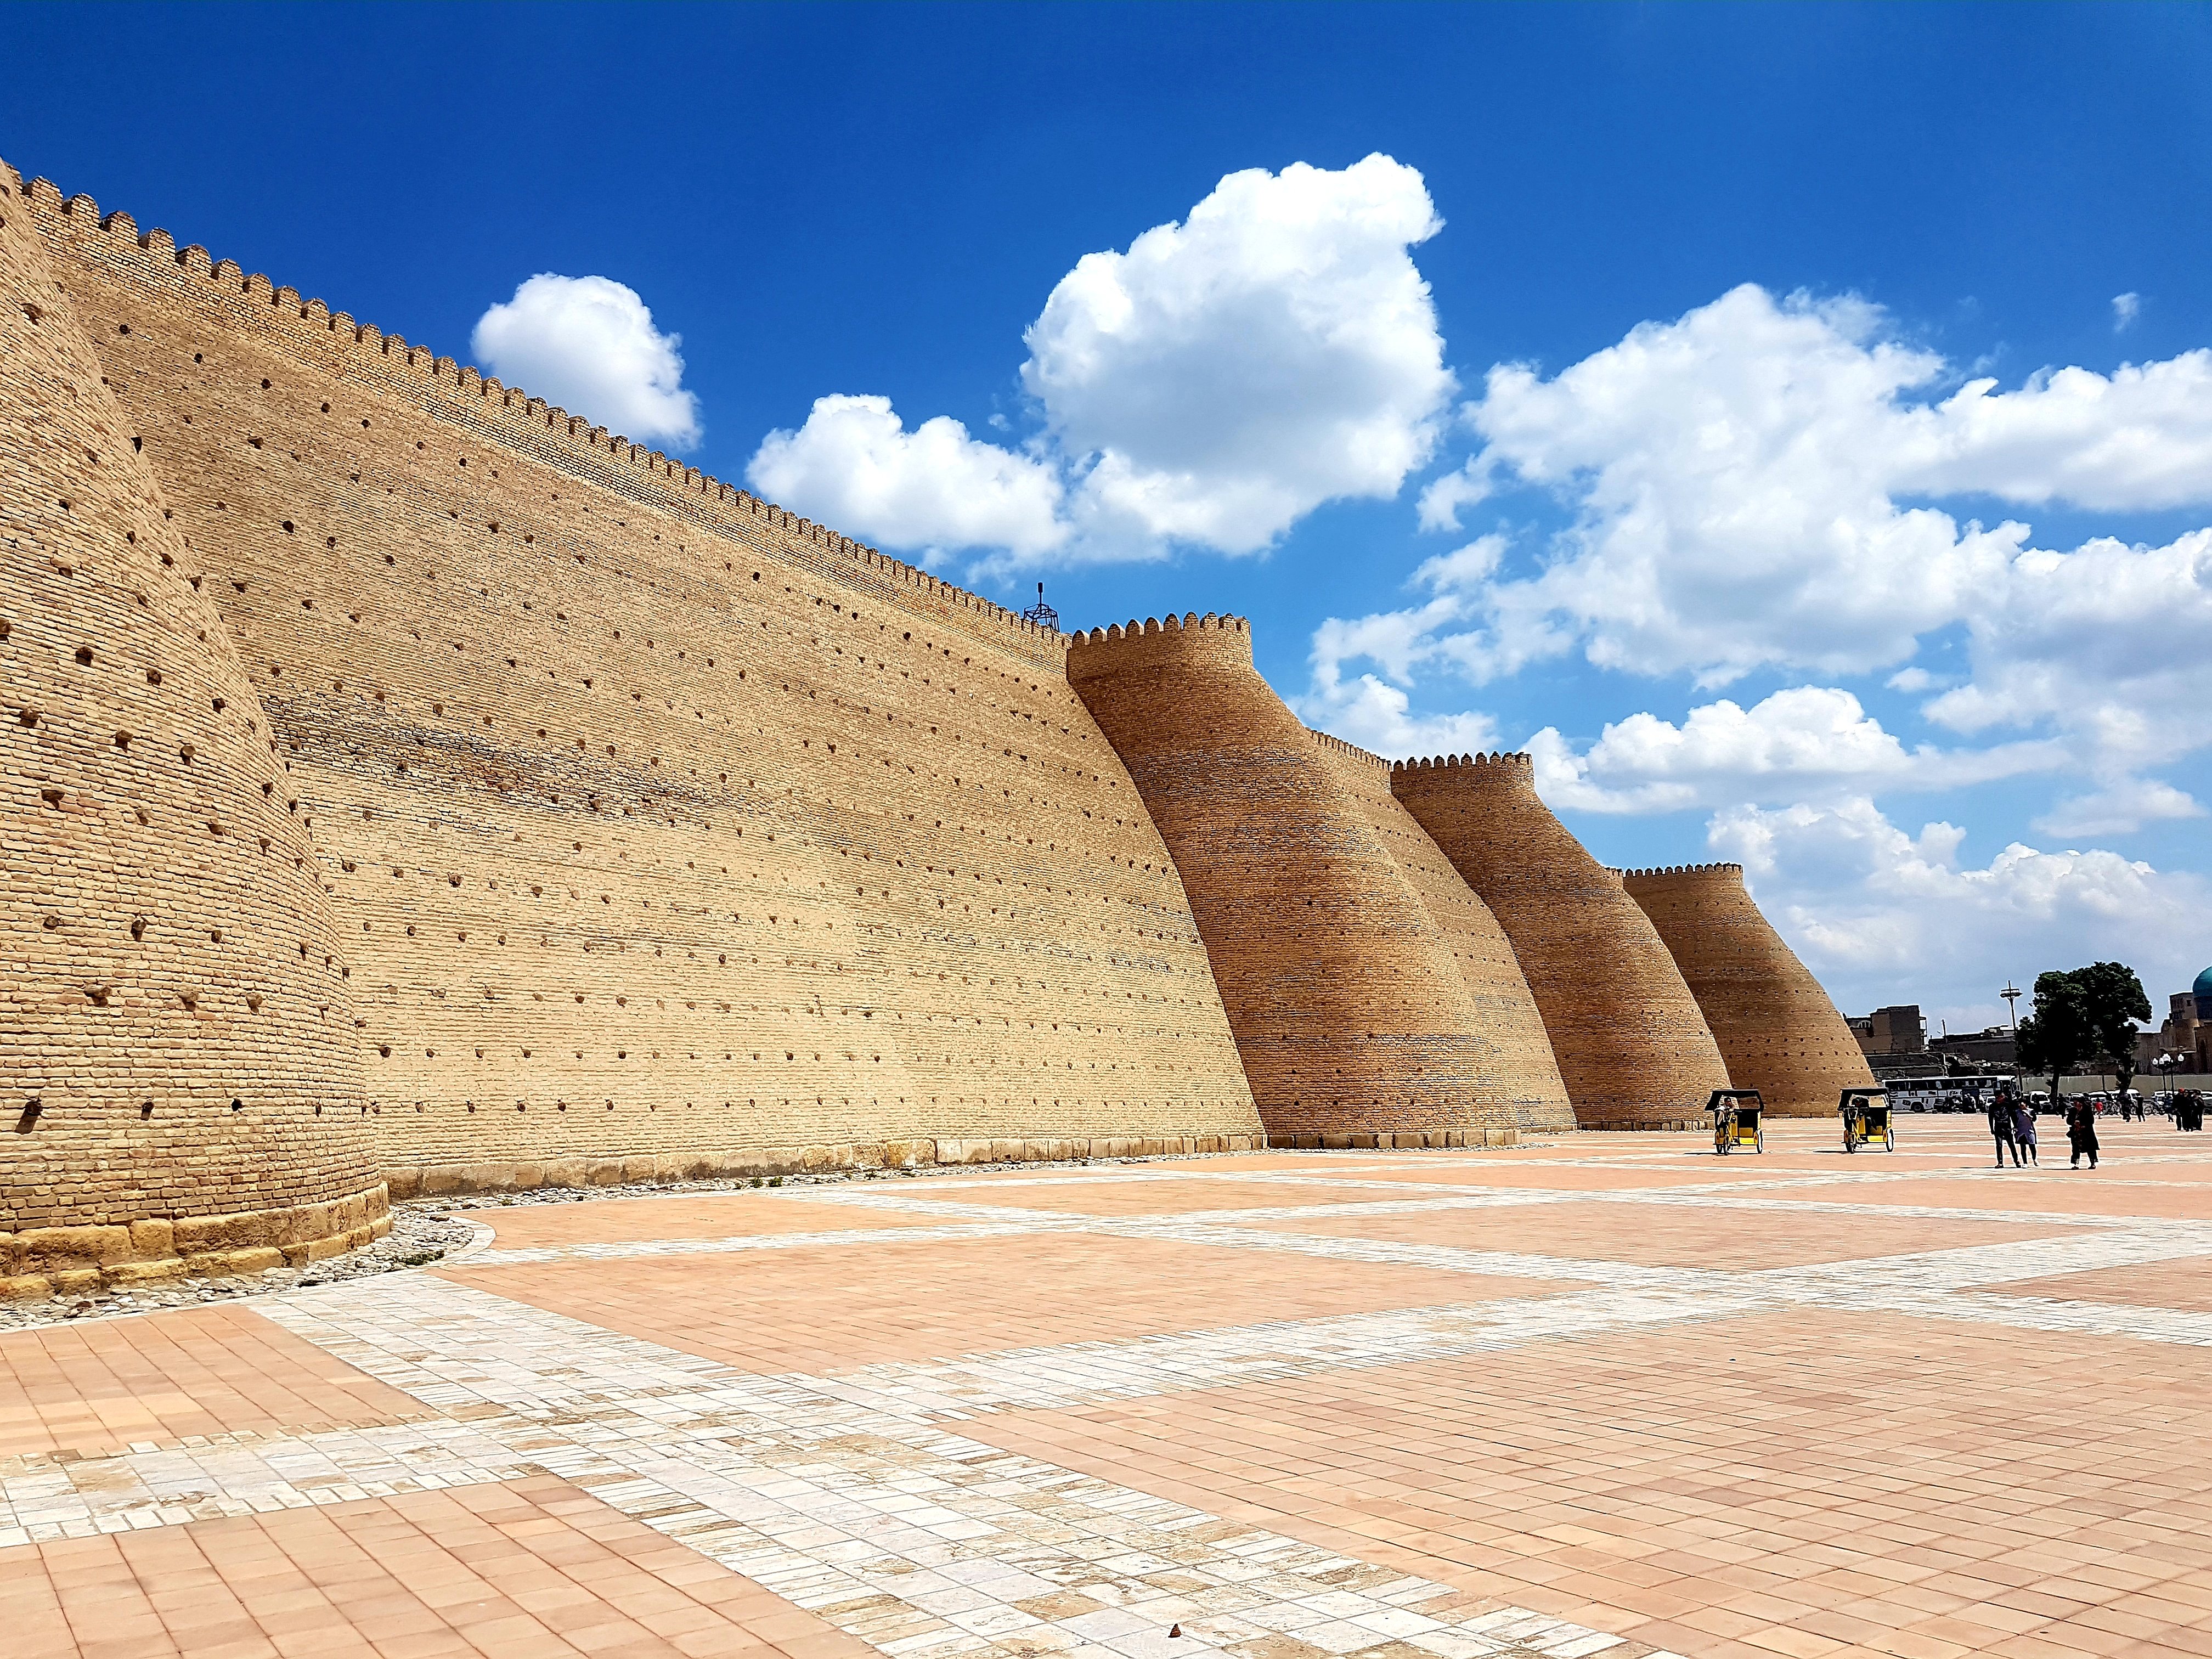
[2017,969,2094,1104]
[2076,960,2153,1098]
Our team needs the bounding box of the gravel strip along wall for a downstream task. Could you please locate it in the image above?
[1623,862,1875,1116]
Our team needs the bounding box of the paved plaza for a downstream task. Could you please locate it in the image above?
[9,1116,2212,1659]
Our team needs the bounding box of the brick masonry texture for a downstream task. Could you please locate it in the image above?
[1,156,1859,1272]
[0,173,387,1297]
[1392,755,1731,1129]
[1069,615,1573,1143]
[1306,731,1572,1135]
[1622,862,1875,1116]
[14,163,1265,1211]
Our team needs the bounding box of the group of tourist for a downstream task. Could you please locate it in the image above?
[1985,1085,2102,1169]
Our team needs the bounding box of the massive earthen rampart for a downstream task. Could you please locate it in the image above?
[2,155,1867,1283]
[1068,616,1572,1142]
[1391,753,1730,1128]
[1622,863,1874,1116]
[13,163,1265,1204]
[1,182,388,1299]
[1302,730,1572,1133]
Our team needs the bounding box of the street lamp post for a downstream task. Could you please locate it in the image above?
[2002,983,2022,1086]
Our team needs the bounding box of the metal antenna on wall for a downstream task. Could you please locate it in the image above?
[1021,582,1059,629]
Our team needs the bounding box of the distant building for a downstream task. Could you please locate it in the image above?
[1932,1026,2016,1068]
[2143,968,2212,1075]
[1849,1005,1927,1056]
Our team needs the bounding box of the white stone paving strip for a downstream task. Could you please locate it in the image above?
[17,1150,2212,1658]
[470,1179,2202,1268]
[250,1277,1655,1659]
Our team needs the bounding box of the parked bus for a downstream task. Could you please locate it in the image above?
[1884,1074,2008,1114]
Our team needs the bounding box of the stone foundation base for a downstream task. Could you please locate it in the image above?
[1583,1116,1712,1132]
[1266,1128,1520,1150]
[1,1183,393,1302]
[383,1133,1269,1200]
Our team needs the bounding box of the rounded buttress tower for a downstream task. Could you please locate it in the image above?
[1,164,385,1299]
[1392,753,1729,1129]
[1070,615,1567,1144]
[1622,863,1874,1116]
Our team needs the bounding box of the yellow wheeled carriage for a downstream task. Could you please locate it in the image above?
[1709,1088,1765,1154]
[1840,1087,1895,1153]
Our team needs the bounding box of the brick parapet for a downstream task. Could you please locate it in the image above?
[1391,752,1730,1127]
[1620,862,1874,1116]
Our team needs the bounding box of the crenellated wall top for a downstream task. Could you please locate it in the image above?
[4,159,1069,670]
[1065,611,1255,680]
[1387,751,1537,791]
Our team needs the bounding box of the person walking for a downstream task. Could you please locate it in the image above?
[1988,1089,2023,1167]
[2010,1090,2039,1166]
[2067,1093,2102,1169]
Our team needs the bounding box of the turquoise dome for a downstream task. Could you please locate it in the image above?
[2197,965,2212,996]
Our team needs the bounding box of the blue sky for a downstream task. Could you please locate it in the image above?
[7,2,2209,1031]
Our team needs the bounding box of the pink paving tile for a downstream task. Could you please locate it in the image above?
[465,1192,935,1251]
[1764,1172,2212,1221]
[0,1304,421,1462]
[907,1177,1469,1216]
[1262,1195,2076,1269]
[962,1309,2212,1659]
[0,1474,875,1659]
[2000,1254,2212,1313]
[439,1230,1575,1373]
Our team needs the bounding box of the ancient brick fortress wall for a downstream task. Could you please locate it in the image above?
[5,156,1860,1262]
[1304,730,1571,1133]
[1392,754,1731,1129]
[0,178,388,1300]
[1623,863,1874,1116]
[19,168,1266,1198]
[1068,614,1574,1143]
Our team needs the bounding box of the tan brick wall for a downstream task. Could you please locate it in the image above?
[1305,732,1572,1134]
[0,167,385,1271]
[1622,863,1874,1116]
[18,170,1262,1194]
[1392,754,1729,1128]
[1068,615,1567,1143]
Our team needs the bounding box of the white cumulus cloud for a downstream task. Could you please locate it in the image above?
[472,274,701,449]
[1315,283,2212,835]
[746,395,1066,560]
[1024,154,1453,555]
[747,155,1454,571]
[1411,284,2212,686]
[1572,689,1915,799]
[1523,687,2060,815]
[2114,292,2142,331]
